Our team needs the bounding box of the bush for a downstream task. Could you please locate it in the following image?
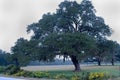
[0,66,5,73]
[55,74,67,80]
[71,72,109,80]
[88,72,109,80]
[14,70,33,77]
[33,71,50,78]
[71,72,89,80]
[4,64,20,75]
[71,74,80,80]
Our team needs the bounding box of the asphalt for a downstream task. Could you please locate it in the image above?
[0,77,25,80]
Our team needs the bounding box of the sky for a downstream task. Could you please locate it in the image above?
[0,0,120,52]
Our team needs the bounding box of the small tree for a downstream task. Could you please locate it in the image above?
[96,39,119,66]
[0,50,11,66]
[11,38,31,66]
[106,40,119,66]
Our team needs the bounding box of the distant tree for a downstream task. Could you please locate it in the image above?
[26,0,112,71]
[11,38,31,66]
[106,40,119,66]
[0,50,11,66]
[96,39,119,66]
[115,46,120,62]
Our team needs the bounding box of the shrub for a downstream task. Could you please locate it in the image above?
[71,74,80,80]
[71,72,89,80]
[55,74,67,80]
[33,71,50,78]
[71,72,109,80]
[14,70,33,77]
[88,72,109,80]
[0,66,5,73]
[81,72,89,80]
[4,64,20,75]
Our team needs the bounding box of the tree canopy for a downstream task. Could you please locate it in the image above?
[11,0,114,71]
[11,38,31,66]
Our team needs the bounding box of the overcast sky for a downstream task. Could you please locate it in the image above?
[0,0,120,52]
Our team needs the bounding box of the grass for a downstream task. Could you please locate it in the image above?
[82,66,120,77]
[22,65,120,79]
[22,65,120,77]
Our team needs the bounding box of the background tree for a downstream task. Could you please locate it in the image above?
[115,45,120,62]
[0,49,11,66]
[106,40,119,66]
[11,38,32,66]
[95,39,119,66]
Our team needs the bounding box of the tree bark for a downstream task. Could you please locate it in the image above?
[98,60,101,66]
[14,58,19,66]
[111,58,114,66]
[70,55,81,71]
[97,57,101,66]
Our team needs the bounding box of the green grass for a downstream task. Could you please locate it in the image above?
[43,70,90,79]
[1,65,119,80]
[45,65,120,76]
[47,70,82,78]
[82,66,120,77]
[41,65,120,79]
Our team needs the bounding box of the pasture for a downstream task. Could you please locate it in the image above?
[22,65,120,80]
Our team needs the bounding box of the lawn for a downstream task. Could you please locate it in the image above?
[22,65,120,79]
[82,66,120,77]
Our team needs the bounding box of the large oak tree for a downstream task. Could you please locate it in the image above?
[12,0,112,71]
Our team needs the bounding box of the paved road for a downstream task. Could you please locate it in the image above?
[0,77,52,80]
[0,77,25,80]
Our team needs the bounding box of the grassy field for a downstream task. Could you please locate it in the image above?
[22,65,120,79]
[22,65,74,71]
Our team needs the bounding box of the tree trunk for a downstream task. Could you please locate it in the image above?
[14,58,19,66]
[98,60,101,66]
[111,58,114,66]
[97,57,101,66]
[70,55,81,71]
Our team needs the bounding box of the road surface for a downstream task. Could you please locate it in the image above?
[0,77,25,80]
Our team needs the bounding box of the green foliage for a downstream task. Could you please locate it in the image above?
[49,71,109,80]
[71,72,89,80]
[11,38,31,66]
[89,72,106,80]
[71,74,80,80]
[43,32,96,58]
[33,71,50,78]
[0,50,12,66]
[14,70,33,77]
[55,74,67,80]
[0,66,5,73]
[97,40,119,55]
[23,0,112,64]
[2,66,118,80]
[14,70,51,78]
[95,39,119,66]
[4,64,20,75]
[11,0,114,71]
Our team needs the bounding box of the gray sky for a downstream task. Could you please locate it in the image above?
[0,0,120,52]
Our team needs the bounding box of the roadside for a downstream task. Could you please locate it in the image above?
[0,74,41,80]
